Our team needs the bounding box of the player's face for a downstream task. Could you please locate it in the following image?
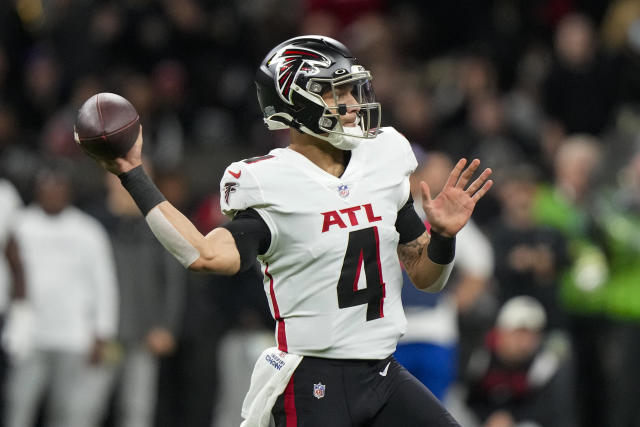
[36,174,71,215]
[496,328,541,364]
[321,84,360,127]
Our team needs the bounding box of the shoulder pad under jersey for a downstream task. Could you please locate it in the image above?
[219,154,277,217]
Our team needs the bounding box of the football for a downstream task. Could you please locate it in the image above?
[74,92,140,160]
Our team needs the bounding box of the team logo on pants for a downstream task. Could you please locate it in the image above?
[313,382,326,399]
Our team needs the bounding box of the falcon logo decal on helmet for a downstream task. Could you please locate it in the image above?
[272,47,331,105]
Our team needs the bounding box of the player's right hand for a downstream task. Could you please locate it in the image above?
[96,125,144,176]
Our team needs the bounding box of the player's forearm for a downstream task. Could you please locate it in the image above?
[399,230,455,292]
[5,236,26,300]
[119,166,241,275]
[147,202,241,275]
[407,258,453,292]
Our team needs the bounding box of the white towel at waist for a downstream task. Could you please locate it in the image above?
[240,347,303,427]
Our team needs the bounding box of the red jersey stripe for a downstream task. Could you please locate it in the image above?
[266,263,288,351]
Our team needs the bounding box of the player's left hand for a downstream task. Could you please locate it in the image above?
[421,158,493,237]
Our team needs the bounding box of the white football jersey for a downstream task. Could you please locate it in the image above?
[220,127,418,359]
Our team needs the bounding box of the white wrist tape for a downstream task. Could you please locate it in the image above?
[146,208,200,268]
[423,261,454,293]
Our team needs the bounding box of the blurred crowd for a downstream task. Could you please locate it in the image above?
[1,0,640,426]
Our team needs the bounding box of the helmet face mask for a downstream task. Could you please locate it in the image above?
[314,68,380,137]
[256,36,381,150]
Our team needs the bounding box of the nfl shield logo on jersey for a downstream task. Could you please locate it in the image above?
[338,184,349,198]
[313,383,326,399]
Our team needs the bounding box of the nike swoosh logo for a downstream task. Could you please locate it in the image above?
[228,170,241,179]
[379,362,390,377]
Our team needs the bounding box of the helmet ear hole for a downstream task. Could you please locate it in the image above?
[307,82,324,94]
[319,116,337,130]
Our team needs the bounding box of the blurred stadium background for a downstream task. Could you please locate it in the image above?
[2,0,640,426]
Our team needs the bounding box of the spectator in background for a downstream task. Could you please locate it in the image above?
[192,187,274,427]
[488,165,569,331]
[438,88,520,226]
[543,13,616,141]
[41,75,105,160]
[0,103,41,201]
[502,45,550,174]
[212,266,274,427]
[0,177,23,318]
[89,170,186,427]
[19,48,63,147]
[153,171,265,427]
[147,61,189,171]
[463,296,576,427]
[4,163,118,427]
[395,150,495,401]
[603,0,640,106]
[0,176,25,423]
[146,171,269,427]
[532,134,608,427]
[435,52,499,140]
[465,94,525,175]
[115,68,187,171]
[389,83,437,149]
[588,148,640,427]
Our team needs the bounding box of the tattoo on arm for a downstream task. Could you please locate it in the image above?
[397,231,429,273]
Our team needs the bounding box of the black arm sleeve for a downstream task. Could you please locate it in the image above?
[220,208,271,273]
[395,195,427,244]
[118,165,166,215]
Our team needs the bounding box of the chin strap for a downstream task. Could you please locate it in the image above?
[264,114,292,130]
[265,112,364,150]
[290,118,302,131]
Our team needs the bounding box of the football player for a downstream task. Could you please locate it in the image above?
[94,35,492,426]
